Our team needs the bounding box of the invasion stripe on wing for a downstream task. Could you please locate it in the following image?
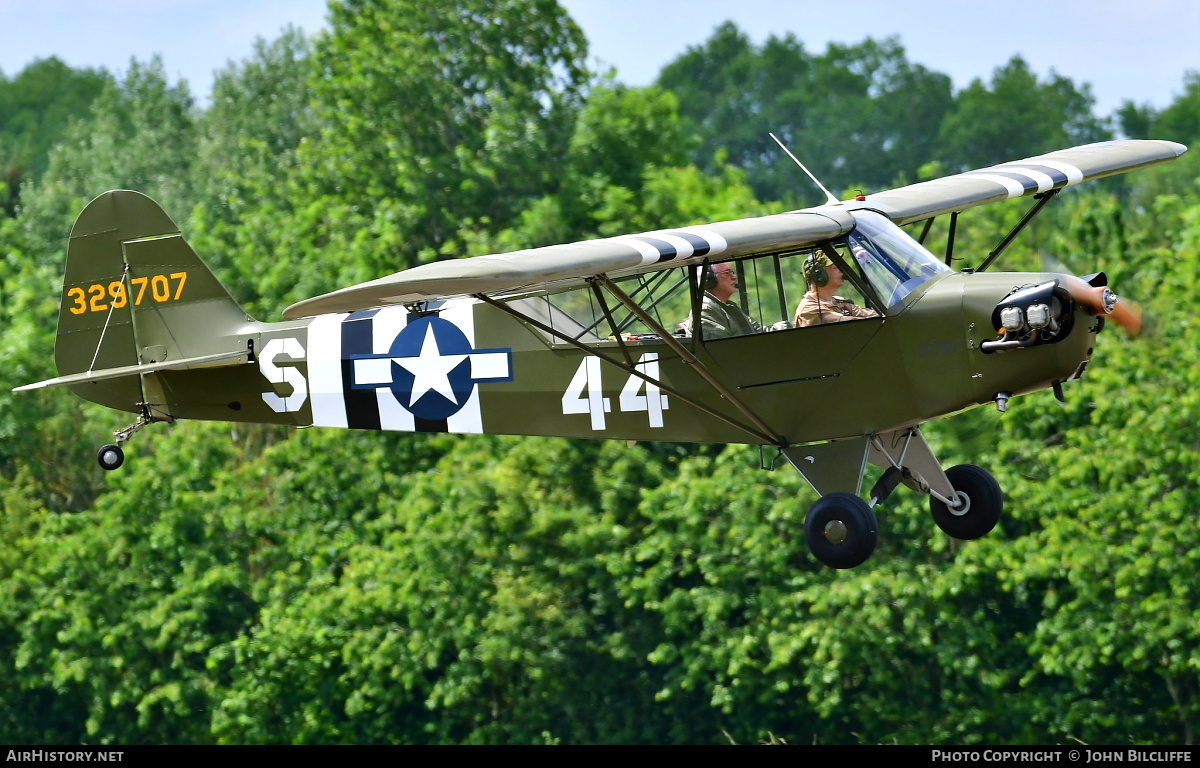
[635,235,696,262]
[964,160,1084,199]
[613,228,729,266]
[613,237,662,262]
[685,228,729,256]
[1037,160,1083,184]
[964,173,1031,198]
[997,163,1068,186]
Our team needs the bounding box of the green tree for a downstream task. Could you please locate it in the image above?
[0,423,250,743]
[209,434,692,744]
[188,26,321,311]
[207,0,593,319]
[0,57,112,214]
[938,56,1111,172]
[16,56,198,262]
[480,81,702,247]
[312,0,588,256]
[657,24,954,204]
[1152,70,1200,148]
[1119,70,1200,147]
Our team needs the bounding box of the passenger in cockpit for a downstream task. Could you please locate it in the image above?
[794,252,880,327]
[679,262,789,339]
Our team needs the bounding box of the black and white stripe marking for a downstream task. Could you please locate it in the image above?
[612,227,729,266]
[964,160,1084,198]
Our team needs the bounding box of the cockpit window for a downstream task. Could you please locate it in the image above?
[847,210,952,308]
[516,209,951,345]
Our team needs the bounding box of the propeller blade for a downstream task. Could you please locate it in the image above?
[1062,274,1142,338]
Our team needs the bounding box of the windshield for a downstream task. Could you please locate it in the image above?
[847,210,952,308]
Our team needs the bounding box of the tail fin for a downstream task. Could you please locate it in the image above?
[50,190,253,412]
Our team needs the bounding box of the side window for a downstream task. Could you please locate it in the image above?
[689,248,882,338]
[788,247,880,328]
[520,267,695,343]
[527,244,889,345]
[693,257,798,339]
[727,258,793,331]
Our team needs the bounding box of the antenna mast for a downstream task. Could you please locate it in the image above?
[770,132,840,206]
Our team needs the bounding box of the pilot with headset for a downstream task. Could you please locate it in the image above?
[794,252,880,327]
[687,262,790,339]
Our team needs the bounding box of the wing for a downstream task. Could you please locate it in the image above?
[282,138,1187,319]
[847,139,1187,225]
[282,209,854,319]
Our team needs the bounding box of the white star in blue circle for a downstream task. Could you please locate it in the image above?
[350,315,513,421]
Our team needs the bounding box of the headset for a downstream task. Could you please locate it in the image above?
[804,252,832,288]
[704,265,718,290]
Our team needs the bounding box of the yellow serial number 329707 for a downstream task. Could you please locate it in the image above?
[66,272,188,314]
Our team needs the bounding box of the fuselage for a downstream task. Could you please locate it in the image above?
[145,266,1099,448]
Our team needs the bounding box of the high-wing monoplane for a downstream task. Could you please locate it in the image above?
[16,138,1187,568]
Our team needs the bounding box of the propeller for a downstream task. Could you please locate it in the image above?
[1061,273,1142,338]
[1039,252,1143,338]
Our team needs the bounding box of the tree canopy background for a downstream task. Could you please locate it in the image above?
[0,0,1198,745]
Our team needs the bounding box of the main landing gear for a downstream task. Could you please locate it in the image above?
[784,427,1004,569]
[96,408,174,471]
[928,463,1002,541]
[804,492,878,570]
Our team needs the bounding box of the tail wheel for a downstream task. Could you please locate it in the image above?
[930,463,1002,540]
[97,444,125,471]
[805,492,878,570]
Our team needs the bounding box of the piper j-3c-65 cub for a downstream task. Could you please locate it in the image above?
[16,138,1188,569]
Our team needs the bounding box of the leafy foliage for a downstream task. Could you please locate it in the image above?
[937,55,1112,172]
[657,25,956,204]
[0,57,112,215]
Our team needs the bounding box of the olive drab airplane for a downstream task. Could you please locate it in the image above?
[16,138,1188,569]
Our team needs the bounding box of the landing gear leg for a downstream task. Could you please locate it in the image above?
[97,407,174,471]
[869,427,1004,542]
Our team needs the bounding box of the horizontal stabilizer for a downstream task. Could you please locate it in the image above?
[14,349,251,392]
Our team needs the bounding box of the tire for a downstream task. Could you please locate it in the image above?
[97,444,125,471]
[805,492,878,570]
[929,463,1002,540]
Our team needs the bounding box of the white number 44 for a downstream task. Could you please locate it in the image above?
[562,353,668,430]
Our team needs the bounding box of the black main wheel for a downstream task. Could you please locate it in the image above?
[930,463,1002,540]
[97,444,125,471]
[805,492,878,570]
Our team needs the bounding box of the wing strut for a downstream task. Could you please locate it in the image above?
[588,282,635,367]
[916,217,934,245]
[475,291,784,447]
[596,275,787,447]
[975,189,1060,272]
[945,212,958,267]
